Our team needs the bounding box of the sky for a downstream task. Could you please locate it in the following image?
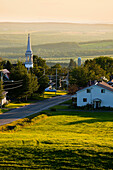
[0,0,113,23]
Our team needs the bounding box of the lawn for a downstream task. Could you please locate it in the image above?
[33,90,67,100]
[5,102,31,109]
[43,90,67,98]
[0,106,113,169]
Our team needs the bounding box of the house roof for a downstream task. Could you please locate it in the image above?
[2,91,8,95]
[108,79,113,84]
[72,94,77,98]
[0,69,10,74]
[97,81,113,92]
[76,81,113,93]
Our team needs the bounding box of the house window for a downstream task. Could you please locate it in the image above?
[83,98,87,102]
[87,89,91,93]
[101,89,105,93]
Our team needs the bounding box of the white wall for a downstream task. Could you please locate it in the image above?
[77,85,113,107]
[1,97,7,106]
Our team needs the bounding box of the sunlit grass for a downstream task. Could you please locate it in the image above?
[43,90,67,98]
[0,105,113,169]
[5,102,30,109]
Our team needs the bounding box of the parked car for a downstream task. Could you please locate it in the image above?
[45,87,57,92]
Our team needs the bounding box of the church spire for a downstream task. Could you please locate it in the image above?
[26,34,32,52]
[25,34,33,69]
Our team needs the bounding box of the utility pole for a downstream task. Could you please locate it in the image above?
[0,71,3,82]
[67,71,69,91]
[56,68,57,90]
[0,71,3,108]
[44,68,45,75]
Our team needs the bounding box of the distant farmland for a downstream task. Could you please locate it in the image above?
[0,22,113,66]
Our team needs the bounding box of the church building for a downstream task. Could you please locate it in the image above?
[25,34,33,69]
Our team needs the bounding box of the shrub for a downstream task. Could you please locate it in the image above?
[50,108,56,111]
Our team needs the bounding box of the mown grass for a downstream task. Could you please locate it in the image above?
[5,102,31,109]
[0,105,113,169]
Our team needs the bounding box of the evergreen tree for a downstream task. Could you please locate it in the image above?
[33,55,48,68]
[9,61,39,100]
[68,59,76,70]
[33,55,49,94]
[5,60,13,71]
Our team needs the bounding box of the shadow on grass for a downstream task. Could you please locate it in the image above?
[50,110,113,124]
[0,146,112,169]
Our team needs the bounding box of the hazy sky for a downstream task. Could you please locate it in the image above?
[0,0,113,23]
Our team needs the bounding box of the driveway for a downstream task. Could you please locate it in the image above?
[0,95,71,126]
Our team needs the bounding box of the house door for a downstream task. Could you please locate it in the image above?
[93,99,101,109]
[96,101,99,108]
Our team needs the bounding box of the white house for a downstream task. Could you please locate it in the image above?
[72,81,113,108]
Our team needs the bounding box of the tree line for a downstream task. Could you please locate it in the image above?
[0,55,69,102]
[0,56,113,101]
[69,56,113,92]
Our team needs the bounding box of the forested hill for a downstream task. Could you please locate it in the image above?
[37,42,80,49]
[0,40,113,65]
[0,22,113,65]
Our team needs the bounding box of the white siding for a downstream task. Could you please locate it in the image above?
[1,97,7,106]
[77,85,113,107]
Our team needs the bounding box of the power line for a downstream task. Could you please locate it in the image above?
[4,80,23,83]
[4,85,23,91]
[3,82,23,87]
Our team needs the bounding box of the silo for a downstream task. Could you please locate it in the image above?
[78,57,81,66]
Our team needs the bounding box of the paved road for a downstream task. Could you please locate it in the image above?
[0,95,71,126]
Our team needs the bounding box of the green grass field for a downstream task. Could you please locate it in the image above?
[0,104,113,169]
[5,102,31,109]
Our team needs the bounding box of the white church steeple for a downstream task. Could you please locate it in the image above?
[27,34,32,52]
[25,34,33,69]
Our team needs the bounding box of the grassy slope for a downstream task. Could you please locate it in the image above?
[0,108,113,169]
[1,40,113,66]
